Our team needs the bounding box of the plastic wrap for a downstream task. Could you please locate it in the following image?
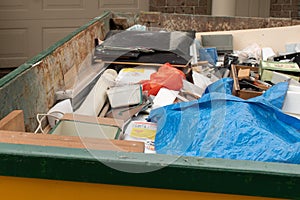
[141,63,186,96]
[148,78,300,163]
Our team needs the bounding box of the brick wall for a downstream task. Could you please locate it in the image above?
[270,0,299,18]
[150,0,300,19]
[149,0,212,15]
[137,12,300,32]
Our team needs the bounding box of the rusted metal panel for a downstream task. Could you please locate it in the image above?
[0,12,112,132]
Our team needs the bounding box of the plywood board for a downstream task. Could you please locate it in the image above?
[0,130,144,153]
[0,110,25,132]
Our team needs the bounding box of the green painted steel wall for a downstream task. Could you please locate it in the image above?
[0,143,299,198]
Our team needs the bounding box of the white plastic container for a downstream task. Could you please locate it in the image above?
[107,84,142,108]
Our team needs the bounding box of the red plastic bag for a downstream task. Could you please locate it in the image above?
[141,63,186,96]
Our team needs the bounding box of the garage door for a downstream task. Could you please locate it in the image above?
[0,0,149,72]
[236,0,270,17]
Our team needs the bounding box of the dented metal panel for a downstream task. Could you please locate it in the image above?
[0,12,112,131]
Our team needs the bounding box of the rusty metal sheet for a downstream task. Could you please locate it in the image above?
[0,12,111,132]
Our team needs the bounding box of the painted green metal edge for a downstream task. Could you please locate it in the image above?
[0,11,112,88]
[0,143,299,198]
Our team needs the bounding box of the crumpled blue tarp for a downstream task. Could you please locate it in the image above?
[148,78,300,163]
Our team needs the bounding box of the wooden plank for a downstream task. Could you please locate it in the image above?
[100,60,189,68]
[62,113,124,129]
[231,65,240,91]
[0,130,144,153]
[0,110,25,132]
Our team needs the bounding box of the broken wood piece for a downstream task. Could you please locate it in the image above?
[62,113,124,129]
[0,110,25,132]
[99,102,110,118]
[98,60,188,68]
[191,61,209,66]
[0,130,144,153]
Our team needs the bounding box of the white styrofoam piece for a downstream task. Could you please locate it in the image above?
[152,88,179,109]
[282,91,300,115]
[190,41,198,65]
[288,85,300,92]
[182,79,204,98]
[47,99,73,128]
[192,71,212,90]
[262,47,276,61]
[115,67,157,85]
[107,84,142,108]
[284,113,300,120]
[75,69,117,116]
[271,71,299,85]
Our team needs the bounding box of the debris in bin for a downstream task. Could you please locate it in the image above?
[260,61,300,83]
[271,71,300,85]
[75,69,117,117]
[105,95,152,123]
[234,43,261,67]
[231,65,269,99]
[152,88,179,110]
[126,24,147,31]
[124,121,157,154]
[140,63,186,96]
[45,99,73,129]
[201,34,233,55]
[262,47,276,61]
[223,53,239,69]
[149,78,300,164]
[283,85,300,119]
[182,79,203,99]
[93,30,195,65]
[274,52,300,67]
[238,68,250,80]
[115,67,157,85]
[107,84,143,108]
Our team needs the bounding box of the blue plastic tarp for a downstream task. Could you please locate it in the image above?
[148,78,300,163]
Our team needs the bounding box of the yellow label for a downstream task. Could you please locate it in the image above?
[122,68,145,73]
[130,128,156,140]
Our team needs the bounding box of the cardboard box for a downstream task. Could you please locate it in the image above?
[231,65,263,100]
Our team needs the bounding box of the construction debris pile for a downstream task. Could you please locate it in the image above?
[43,25,300,164]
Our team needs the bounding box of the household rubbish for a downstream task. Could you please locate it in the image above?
[149,78,300,164]
[201,34,233,54]
[141,63,186,96]
[75,69,117,116]
[124,121,157,153]
[231,65,267,100]
[51,115,121,139]
[115,67,157,85]
[283,85,300,119]
[94,30,195,65]
[260,61,300,82]
[107,84,143,108]
[152,88,179,110]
